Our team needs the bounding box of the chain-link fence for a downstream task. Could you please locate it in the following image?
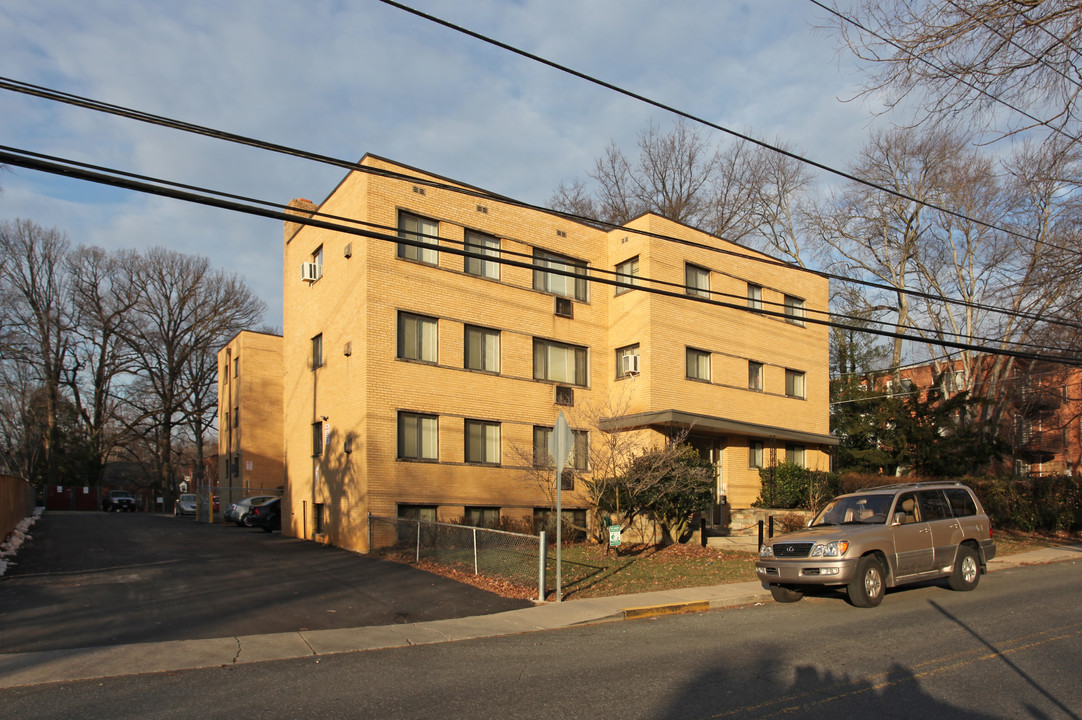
[369,515,546,601]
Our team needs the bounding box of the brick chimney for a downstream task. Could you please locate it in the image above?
[284,198,317,244]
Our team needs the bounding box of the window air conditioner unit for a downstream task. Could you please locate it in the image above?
[621,354,641,376]
[554,296,573,318]
[301,261,321,282]
[555,385,574,406]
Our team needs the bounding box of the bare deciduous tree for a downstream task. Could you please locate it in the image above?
[831,0,1082,156]
[0,219,73,488]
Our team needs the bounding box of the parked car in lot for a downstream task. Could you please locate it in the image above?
[224,495,277,526]
[246,497,281,533]
[102,490,137,512]
[755,481,996,608]
[174,493,197,517]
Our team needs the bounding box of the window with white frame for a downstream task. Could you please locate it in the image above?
[785,369,806,398]
[464,325,499,373]
[398,412,438,460]
[465,420,500,464]
[533,338,588,386]
[464,230,500,280]
[784,294,805,325]
[786,444,806,467]
[533,426,589,470]
[397,211,439,265]
[685,263,710,298]
[747,283,763,311]
[533,250,588,301]
[615,256,640,295]
[398,312,438,363]
[686,348,711,381]
[749,361,764,391]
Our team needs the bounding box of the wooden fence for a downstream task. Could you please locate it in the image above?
[0,475,36,543]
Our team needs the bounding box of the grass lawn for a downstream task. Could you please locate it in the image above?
[389,529,1078,602]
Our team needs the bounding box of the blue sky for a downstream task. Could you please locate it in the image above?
[1,1,882,328]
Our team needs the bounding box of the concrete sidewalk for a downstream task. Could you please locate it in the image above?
[1,543,1079,689]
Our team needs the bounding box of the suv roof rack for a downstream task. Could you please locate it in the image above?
[855,480,963,492]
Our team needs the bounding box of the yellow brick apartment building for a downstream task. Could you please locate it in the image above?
[221,154,835,552]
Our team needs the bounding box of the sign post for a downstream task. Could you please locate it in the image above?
[548,411,573,602]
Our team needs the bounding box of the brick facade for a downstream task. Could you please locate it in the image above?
[226,154,835,552]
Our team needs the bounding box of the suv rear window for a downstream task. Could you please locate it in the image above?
[918,490,952,521]
[944,488,977,517]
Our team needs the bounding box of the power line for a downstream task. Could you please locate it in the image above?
[374,0,1082,257]
[5,142,1075,357]
[4,145,1080,367]
[2,75,1078,336]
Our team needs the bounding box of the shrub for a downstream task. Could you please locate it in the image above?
[755,464,840,511]
[775,512,810,533]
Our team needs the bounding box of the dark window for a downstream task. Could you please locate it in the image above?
[918,490,952,521]
[534,339,588,386]
[398,412,438,460]
[398,312,438,363]
[749,361,763,391]
[784,294,805,326]
[465,420,500,464]
[533,426,588,469]
[944,489,978,517]
[464,230,500,279]
[398,211,439,265]
[615,256,640,295]
[312,421,323,457]
[533,250,588,301]
[464,325,499,373]
[465,507,500,528]
[311,334,323,369]
[747,283,763,310]
[686,348,711,381]
[686,263,710,298]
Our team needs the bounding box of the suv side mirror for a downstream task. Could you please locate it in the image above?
[892,511,906,525]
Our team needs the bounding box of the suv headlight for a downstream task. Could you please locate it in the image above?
[759,544,774,558]
[811,540,850,558]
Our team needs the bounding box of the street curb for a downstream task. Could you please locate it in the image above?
[622,600,711,620]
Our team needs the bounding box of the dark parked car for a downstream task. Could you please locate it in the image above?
[102,490,137,512]
[224,495,277,526]
[246,498,281,533]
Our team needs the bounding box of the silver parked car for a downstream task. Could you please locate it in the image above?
[755,481,996,608]
[174,493,197,517]
[224,496,278,526]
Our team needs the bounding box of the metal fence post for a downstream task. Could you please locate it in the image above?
[472,527,479,575]
[415,518,421,562]
[538,530,547,602]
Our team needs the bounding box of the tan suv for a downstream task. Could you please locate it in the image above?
[755,482,996,608]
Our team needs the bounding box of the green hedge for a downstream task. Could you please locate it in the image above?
[755,467,1082,532]
[967,476,1082,533]
[754,464,840,512]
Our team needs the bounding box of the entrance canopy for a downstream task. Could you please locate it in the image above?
[599,409,839,447]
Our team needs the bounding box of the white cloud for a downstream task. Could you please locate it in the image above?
[1,0,880,328]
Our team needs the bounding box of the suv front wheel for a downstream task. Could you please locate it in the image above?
[848,555,886,608]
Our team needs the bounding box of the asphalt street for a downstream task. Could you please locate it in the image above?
[0,511,531,653]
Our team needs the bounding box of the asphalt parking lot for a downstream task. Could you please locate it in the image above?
[0,511,532,654]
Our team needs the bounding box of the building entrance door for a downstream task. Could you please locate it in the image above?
[688,435,725,526]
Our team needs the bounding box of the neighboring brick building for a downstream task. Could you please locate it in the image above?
[224,154,836,552]
[889,358,1082,477]
[217,330,285,508]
